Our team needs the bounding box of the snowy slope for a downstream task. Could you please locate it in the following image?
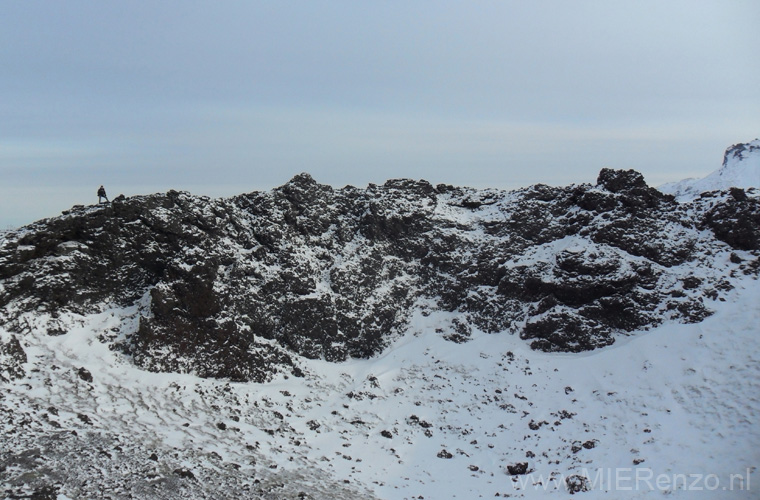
[1,277,758,499]
[1,165,759,499]
[660,140,760,201]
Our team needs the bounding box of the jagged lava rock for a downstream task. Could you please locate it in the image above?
[0,169,757,381]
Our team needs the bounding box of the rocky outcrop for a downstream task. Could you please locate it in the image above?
[0,170,757,381]
[701,188,760,251]
[723,140,760,167]
[0,335,26,382]
[660,139,760,201]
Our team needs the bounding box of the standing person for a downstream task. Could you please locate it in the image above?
[97,185,109,204]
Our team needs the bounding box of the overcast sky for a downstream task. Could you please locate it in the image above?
[2,1,759,228]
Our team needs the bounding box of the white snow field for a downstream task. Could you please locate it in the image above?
[2,275,758,499]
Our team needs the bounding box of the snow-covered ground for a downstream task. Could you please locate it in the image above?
[2,275,758,498]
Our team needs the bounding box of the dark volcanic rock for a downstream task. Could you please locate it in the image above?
[566,474,591,494]
[0,169,756,381]
[0,335,27,382]
[597,168,647,193]
[506,462,531,475]
[173,467,196,480]
[77,367,93,383]
[701,189,760,251]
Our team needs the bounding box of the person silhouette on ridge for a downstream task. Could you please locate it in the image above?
[97,185,109,204]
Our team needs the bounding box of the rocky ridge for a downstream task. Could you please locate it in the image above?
[1,169,758,383]
[660,139,760,201]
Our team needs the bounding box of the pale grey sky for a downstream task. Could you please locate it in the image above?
[2,1,759,228]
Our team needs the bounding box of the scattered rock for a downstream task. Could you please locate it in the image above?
[506,462,531,475]
[77,413,93,425]
[528,420,548,431]
[566,474,591,494]
[77,367,93,383]
[173,468,195,480]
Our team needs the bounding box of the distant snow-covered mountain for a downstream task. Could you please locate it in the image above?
[660,139,760,201]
